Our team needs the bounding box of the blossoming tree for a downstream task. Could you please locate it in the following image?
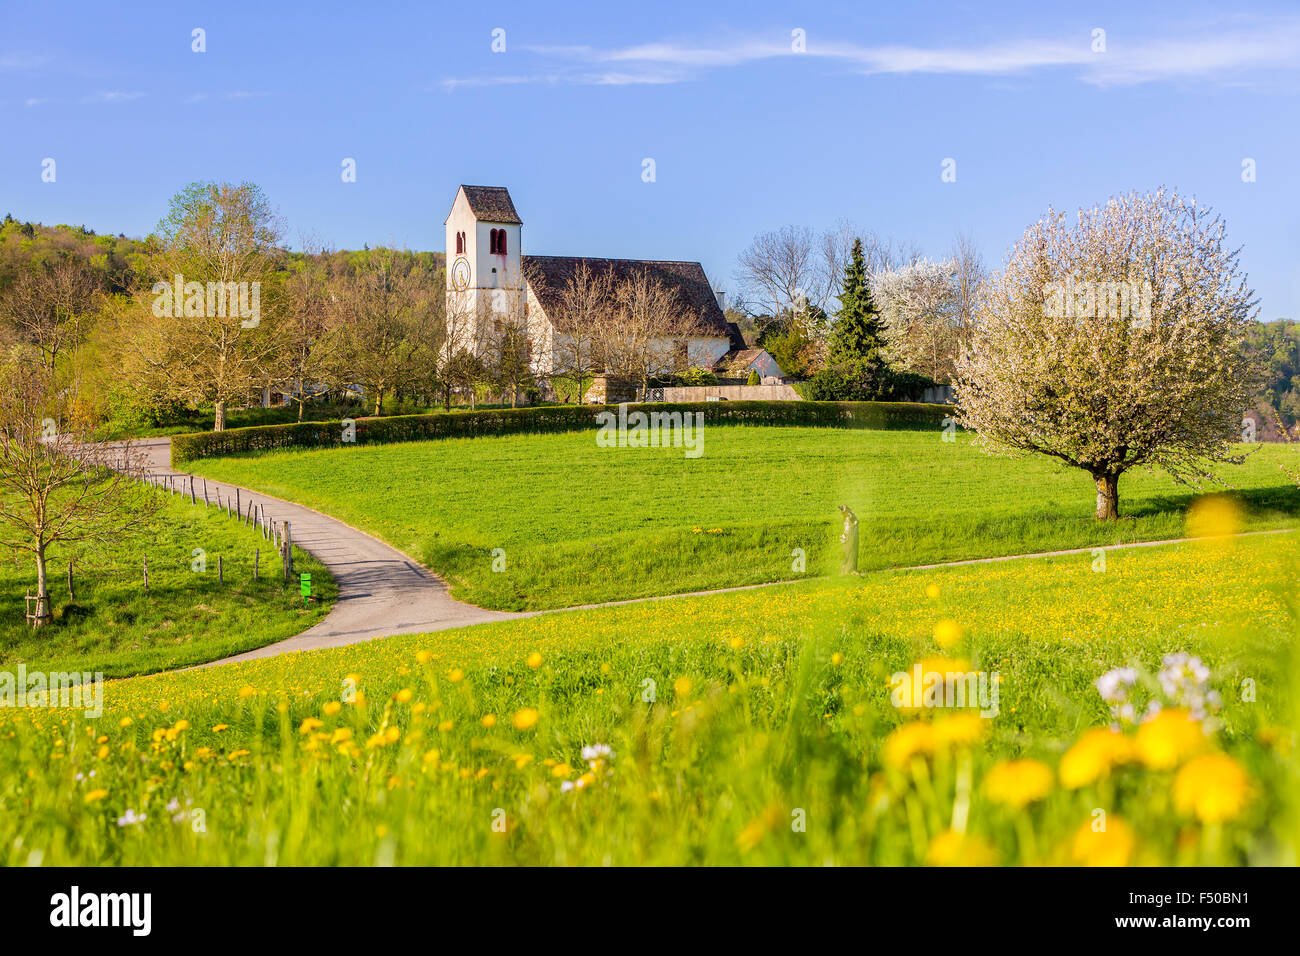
[954,189,1260,520]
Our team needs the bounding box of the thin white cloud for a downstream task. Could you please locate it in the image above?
[82,90,144,103]
[442,17,1300,90]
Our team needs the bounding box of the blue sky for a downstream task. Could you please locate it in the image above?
[3,0,1298,318]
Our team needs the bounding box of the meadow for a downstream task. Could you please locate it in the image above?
[0,493,335,678]
[1,528,1293,865]
[190,426,1300,609]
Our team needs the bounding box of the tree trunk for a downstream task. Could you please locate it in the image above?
[214,400,227,432]
[33,546,51,627]
[1094,472,1120,520]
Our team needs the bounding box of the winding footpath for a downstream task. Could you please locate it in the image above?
[127,438,518,667]
[120,437,1294,670]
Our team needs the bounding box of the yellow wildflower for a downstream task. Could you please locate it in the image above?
[1071,817,1136,867]
[1173,754,1251,824]
[1060,728,1133,788]
[1135,709,1205,770]
[984,759,1054,809]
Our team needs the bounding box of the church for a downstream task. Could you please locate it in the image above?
[444,185,742,400]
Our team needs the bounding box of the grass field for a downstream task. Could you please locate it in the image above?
[1,531,1293,865]
[190,426,1300,610]
[0,493,335,678]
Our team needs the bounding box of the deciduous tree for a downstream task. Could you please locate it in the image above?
[955,188,1261,520]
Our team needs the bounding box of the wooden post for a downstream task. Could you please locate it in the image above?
[218,556,224,585]
[67,561,74,601]
[235,488,241,517]
[283,520,292,580]
[143,556,149,592]
[189,475,196,504]
[254,548,259,581]
[203,478,209,505]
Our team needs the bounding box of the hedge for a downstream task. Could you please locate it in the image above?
[170,401,952,465]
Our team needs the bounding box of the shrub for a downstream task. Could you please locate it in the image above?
[746,369,761,386]
[170,401,952,465]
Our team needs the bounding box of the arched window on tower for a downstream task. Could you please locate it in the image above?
[455,231,465,254]
[497,230,507,255]
[489,229,499,254]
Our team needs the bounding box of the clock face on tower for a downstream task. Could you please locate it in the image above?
[450,256,471,291]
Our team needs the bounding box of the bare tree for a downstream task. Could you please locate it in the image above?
[955,188,1261,520]
[950,230,987,336]
[0,355,158,625]
[544,261,613,402]
[0,257,102,371]
[735,226,828,331]
[604,269,697,393]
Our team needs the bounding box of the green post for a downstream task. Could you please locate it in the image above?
[300,571,312,605]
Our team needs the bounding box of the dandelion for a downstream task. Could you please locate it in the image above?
[1059,728,1133,789]
[933,619,962,649]
[925,583,941,600]
[883,722,935,770]
[415,650,432,664]
[830,652,844,666]
[322,701,342,717]
[299,718,323,735]
[237,686,255,699]
[1135,708,1205,770]
[932,713,987,750]
[1173,754,1251,823]
[211,724,228,733]
[1071,817,1136,867]
[437,720,453,733]
[395,688,412,703]
[481,714,497,728]
[96,745,109,759]
[673,677,693,698]
[512,708,539,731]
[925,830,996,866]
[84,788,108,803]
[448,668,464,683]
[526,652,543,669]
[552,763,571,778]
[984,759,1053,809]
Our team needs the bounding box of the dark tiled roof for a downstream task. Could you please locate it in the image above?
[458,185,522,224]
[523,255,729,337]
[712,348,778,376]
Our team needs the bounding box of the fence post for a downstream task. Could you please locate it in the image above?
[189,475,196,504]
[67,560,74,601]
[235,488,240,517]
[254,548,259,581]
[283,520,292,580]
[143,556,149,592]
[218,556,224,585]
[203,478,209,505]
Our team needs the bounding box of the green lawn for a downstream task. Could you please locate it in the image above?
[190,426,1300,610]
[0,492,335,678]
[3,531,1293,865]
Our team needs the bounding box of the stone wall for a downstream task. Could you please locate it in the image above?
[659,384,802,402]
